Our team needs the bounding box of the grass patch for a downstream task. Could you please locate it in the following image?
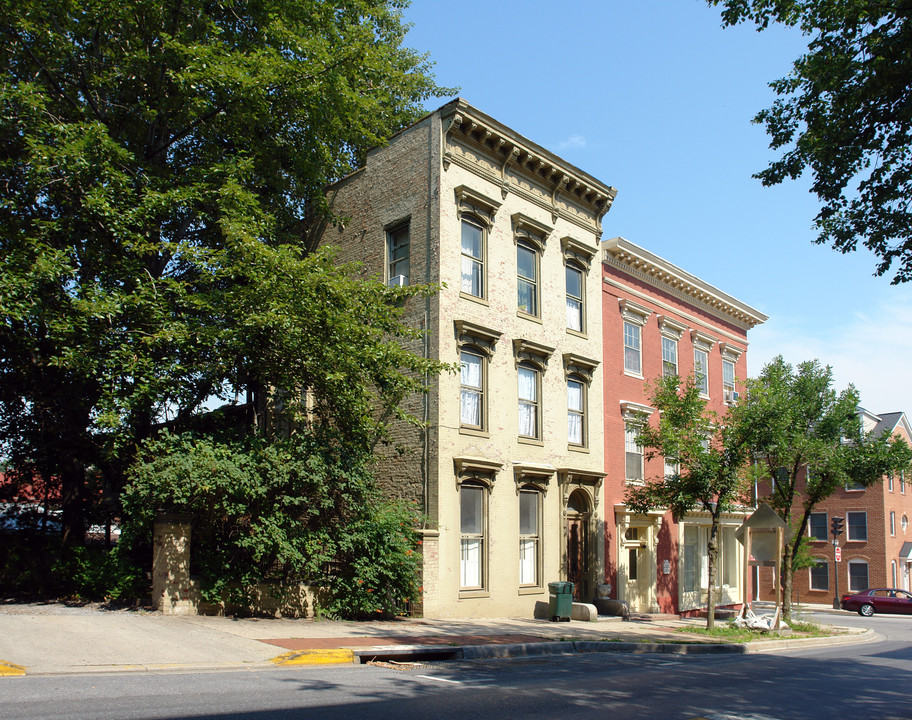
[677,619,837,643]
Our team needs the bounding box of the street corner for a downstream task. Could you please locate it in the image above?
[270,648,354,666]
[0,659,26,677]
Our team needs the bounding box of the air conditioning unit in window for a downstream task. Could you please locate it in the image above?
[724,389,740,404]
[388,275,407,288]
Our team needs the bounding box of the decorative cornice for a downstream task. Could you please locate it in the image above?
[441,100,617,236]
[454,456,503,488]
[619,298,651,326]
[691,330,717,351]
[454,185,501,229]
[657,315,688,340]
[513,338,556,368]
[561,235,598,267]
[454,319,502,357]
[603,236,767,330]
[563,352,599,382]
[511,212,552,251]
[719,342,743,361]
[620,400,655,417]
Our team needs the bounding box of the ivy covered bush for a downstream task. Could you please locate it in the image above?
[121,432,422,618]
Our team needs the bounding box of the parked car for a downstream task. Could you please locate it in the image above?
[841,588,912,616]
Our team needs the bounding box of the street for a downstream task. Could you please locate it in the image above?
[2,611,911,720]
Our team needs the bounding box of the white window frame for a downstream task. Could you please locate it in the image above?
[620,299,650,377]
[662,336,678,378]
[386,221,410,284]
[694,347,709,396]
[567,376,586,447]
[847,511,868,541]
[891,510,896,536]
[460,349,484,431]
[516,240,539,318]
[848,559,869,592]
[625,422,644,484]
[518,363,541,440]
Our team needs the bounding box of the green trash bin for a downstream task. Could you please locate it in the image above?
[548,581,574,622]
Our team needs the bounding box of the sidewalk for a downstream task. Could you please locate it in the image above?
[0,601,871,676]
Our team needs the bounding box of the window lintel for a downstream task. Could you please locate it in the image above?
[513,338,555,368]
[561,235,597,266]
[621,400,655,419]
[657,315,687,340]
[513,462,556,492]
[511,212,551,251]
[455,319,502,357]
[563,352,599,382]
[455,185,501,228]
[619,298,651,326]
[719,342,743,361]
[691,330,717,351]
[454,456,503,488]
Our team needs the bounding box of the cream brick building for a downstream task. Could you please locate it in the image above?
[321,100,616,617]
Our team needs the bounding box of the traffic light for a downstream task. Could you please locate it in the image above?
[831,516,844,537]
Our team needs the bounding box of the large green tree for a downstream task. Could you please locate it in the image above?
[0,0,451,543]
[626,375,752,629]
[708,0,912,283]
[735,356,912,620]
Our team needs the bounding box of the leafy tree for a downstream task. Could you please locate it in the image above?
[735,356,912,619]
[708,0,912,283]
[625,375,752,629]
[122,432,422,618]
[0,0,452,543]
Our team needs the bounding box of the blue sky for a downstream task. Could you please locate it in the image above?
[402,0,912,418]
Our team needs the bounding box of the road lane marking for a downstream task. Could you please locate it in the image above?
[270,649,354,666]
[416,675,463,684]
[0,660,26,677]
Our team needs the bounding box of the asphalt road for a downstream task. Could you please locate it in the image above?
[2,611,911,720]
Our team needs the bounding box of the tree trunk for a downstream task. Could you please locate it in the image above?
[706,519,720,630]
[781,540,794,621]
[60,456,86,547]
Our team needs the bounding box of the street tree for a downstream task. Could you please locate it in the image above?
[626,375,752,629]
[0,0,453,544]
[735,356,912,619]
[708,0,912,283]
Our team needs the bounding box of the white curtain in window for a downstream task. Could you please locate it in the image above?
[566,298,582,331]
[460,353,482,426]
[519,539,537,585]
[462,257,481,296]
[568,413,582,445]
[461,539,482,587]
[518,367,537,437]
[461,390,480,426]
[568,382,583,444]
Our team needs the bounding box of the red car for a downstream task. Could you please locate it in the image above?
[841,588,912,616]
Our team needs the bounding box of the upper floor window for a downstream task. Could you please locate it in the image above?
[625,423,644,483]
[662,336,677,377]
[566,264,584,332]
[460,350,484,430]
[386,222,409,285]
[847,511,867,541]
[518,364,541,440]
[517,241,539,317]
[891,510,896,536]
[567,377,585,447]
[889,472,894,492]
[902,469,906,494]
[848,560,869,592]
[461,219,485,298]
[810,559,829,590]
[624,322,642,375]
[722,359,735,403]
[809,512,828,541]
[694,348,709,396]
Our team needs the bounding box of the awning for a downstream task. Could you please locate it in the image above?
[899,542,912,560]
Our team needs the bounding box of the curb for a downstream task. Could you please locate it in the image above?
[0,660,26,677]
[271,649,355,666]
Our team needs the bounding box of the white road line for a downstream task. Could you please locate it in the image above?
[416,674,463,684]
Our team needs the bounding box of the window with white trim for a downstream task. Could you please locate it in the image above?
[889,472,894,492]
[848,560,869,592]
[722,359,735,402]
[460,483,486,589]
[904,514,910,533]
[386,222,409,285]
[662,336,677,377]
[902,469,906,494]
[624,322,641,375]
[694,347,709,396]
[565,264,584,332]
[519,489,541,586]
[810,559,829,590]
[625,423,644,483]
[518,364,541,440]
[847,511,867,541]
[809,512,828,541]
[891,510,896,536]
[892,560,898,588]
[461,219,485,298]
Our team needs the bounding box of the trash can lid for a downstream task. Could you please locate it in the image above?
[547,581,574,592]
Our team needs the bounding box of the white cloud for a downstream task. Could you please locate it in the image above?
[747,300,912,416]
[558,134,587,150]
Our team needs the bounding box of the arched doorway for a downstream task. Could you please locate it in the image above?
[566,489,591,601]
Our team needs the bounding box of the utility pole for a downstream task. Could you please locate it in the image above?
[831,516,844,609]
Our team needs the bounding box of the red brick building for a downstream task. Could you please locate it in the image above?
[601,237,766,614]
[757,410,912,605]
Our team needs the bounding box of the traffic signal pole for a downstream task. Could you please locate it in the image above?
[831,516,844,610]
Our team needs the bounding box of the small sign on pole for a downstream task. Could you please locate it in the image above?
[835,547,842,562]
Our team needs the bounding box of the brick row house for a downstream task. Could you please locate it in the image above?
[601,237,766,614]
[320,99,769,617]
[756,410,912,605]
